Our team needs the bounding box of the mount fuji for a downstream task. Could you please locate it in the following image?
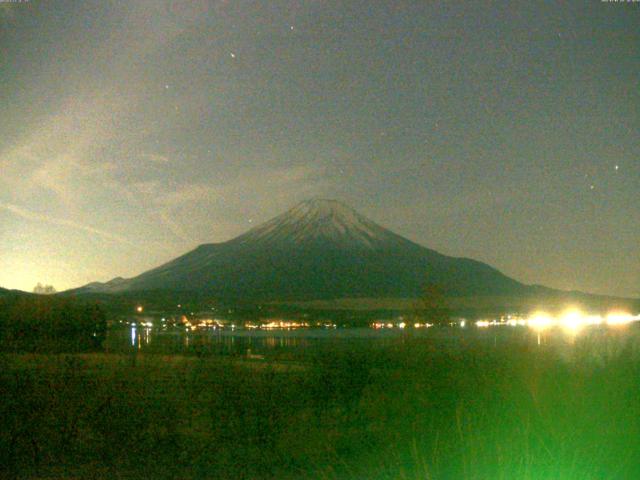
[73,199,531,301]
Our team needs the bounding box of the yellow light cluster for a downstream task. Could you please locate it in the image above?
[474,309,640,332]
[261,320,309,329]
[372,322,433,329]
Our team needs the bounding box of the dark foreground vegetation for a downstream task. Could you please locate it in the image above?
[0,295,106,353]
[2,330,640,479]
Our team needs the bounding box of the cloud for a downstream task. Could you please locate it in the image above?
[0,202,137,247]
[0,2,337,275]
[157,210,193,243]
[0,0,192,224]
[155,183,219,207]
[111,162,332,244]
[138,153,171,164]
[147,164,329,210]
[0,90,132,210]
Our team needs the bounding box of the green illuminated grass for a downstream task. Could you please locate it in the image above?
[1,332,639,479]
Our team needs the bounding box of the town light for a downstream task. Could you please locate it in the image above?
[527,312,553,331]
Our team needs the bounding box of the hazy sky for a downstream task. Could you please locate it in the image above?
[0,0,638,297]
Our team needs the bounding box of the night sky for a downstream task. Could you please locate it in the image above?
[0,0,638,297]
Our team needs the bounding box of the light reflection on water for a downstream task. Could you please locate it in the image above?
[118,325,406,354]
[111,321,640,362]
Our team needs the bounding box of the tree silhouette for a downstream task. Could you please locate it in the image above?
[414,276,450,325]
[33,283,57,295]
[0,295,106,352]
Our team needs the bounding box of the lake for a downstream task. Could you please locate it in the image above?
[106,318,640,363]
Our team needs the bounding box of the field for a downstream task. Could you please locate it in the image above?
[2,329,640,479]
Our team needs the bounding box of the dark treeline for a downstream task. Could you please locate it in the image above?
[0,295,106,353]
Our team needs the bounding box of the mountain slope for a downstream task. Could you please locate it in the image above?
[72,199,528,300]
[0,287,34,298]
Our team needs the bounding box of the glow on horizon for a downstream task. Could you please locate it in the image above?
[527,311,553,331]
[560,308,586,333]
[473,309,640,333]
[606,311,637,326]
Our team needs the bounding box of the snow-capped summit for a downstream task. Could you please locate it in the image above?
[237,199,395,248]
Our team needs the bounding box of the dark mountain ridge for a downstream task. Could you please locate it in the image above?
[71,199,531,301]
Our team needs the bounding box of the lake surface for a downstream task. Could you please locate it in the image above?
[105,320,640,362]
